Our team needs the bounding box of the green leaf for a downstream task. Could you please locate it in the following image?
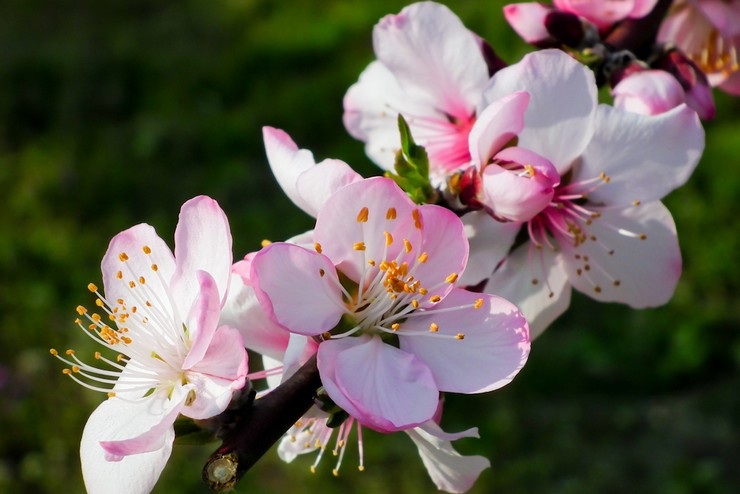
[386,115,437,204]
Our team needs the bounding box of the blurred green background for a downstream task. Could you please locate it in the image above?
[1,0,738,492]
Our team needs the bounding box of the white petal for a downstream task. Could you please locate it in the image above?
[481,50,597,174]
[405,422,490,493]
[486,242,572,339]
[263,126,318,214]
[557,201,681,308]
[458,211,520,287]
[295,158,363,217]
[574,104,704,206]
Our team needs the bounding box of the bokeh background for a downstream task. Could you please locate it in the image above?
[1,1,738,493]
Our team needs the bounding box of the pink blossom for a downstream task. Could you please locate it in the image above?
[250,177,530,432]
[343,2,493,183]
[52,196,248,494]
[612,69,689,115]
[504,3,556,45]
[553,0,658,30]
[658,0,740,95]
[466,50,704,337]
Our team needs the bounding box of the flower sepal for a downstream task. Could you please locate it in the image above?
[385,115,438,205]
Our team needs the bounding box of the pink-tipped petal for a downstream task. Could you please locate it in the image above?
[81,396,177,494]
[504,3,555,44]
[558,201,681,308]
[101,224,176,317]
[182,270,222,369]
[263,126,318,214]
[295,158,363,217]
[468,91,530,165]
[400,288,530,394]
[575,104,704,206]
[170,196,232,313]
[482,50,597,174]
[405,421,490,494]
[554,0,636,29]
[318,336,439,432]
[250,243,345,336]
[458,211,520,287]
[184,326,248,419]
[486,243,572,339]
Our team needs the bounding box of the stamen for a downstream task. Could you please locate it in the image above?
[353,242,366,251]
[356,207,369,223]
[386,208,397,220]
[261,239,272,247]
[314,243,323,254]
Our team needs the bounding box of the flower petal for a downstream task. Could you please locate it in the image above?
[314,177,419,282]
[485,242,572,339]
[468,91,530,165]
[481,49,597,174]
[81,394,179,494]
[318,336,439,432]
[558,201,681,308]
[263,126,319,214]
[250,243,345,336]
[295,158,363,217]
[458,211,520,287]
[405,421,490,494]
[504,3,555,44]
[373,2,488,119]
[612,70,687,116]
[101,223,176,320]
[400,288,529,394]
[170,196,232,314]
[182,270,222,369]
[574,103,704,206]
[184,325,248,419]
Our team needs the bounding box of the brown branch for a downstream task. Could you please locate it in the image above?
[202,354,322,492]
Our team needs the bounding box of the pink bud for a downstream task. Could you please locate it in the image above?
[612,70,687,116]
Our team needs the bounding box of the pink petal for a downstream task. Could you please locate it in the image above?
[458,211,520,287]
[557,201,681,308]
[101,224,176,321]
[263,126,319,214]
[81,396,178,494]
[182,270,222,369]
[373,2,488,120]
[481,148,558,222]
[406,421,490,494]
[318,336,439,432]
[295,158,363,217]
[503,3,555,44]
[220,260,292,361]
[485,242,572,339]
[574,104,704,206]
[630,0,660,18]
[170,196,232,315]
[184,326,248,419]
[400,288,530,394]
[612,70,687,116]
[554,0,636,29]
[250,243,345,336]
[468,91,530,165]
[313,177,419,282]
[481,49,597,174]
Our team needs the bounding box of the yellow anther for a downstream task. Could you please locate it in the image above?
[524,164,536,177]
[391,323,400,331]
[142,246,152,254]
[131,306,138,314]
[310,466,317,474]
[116,354,125,362]
[404,239,413,253]
[445,273,458,284]
[74,318,82,325]
[76,305,87,315]
[594,286,602,293]
[91,313,101,323]
[357,207,369,223]
[353,242,366,251]
[304,442,311,448]
[94,352,101,359]
[379,261,389,271]
[417,252,428,264]
[95,298,104,307]
[129,281,136,288]
[599,172,606,180]
[87,283,98,292]
[116,270,123,279]
[71,365,80,373]
[639,233,647,240]
[49,348,58,356]
[319,269,326,277]
[65,349,75,355]
[139,276,146,284]
[384,231,394,246]
[430,295,441,303]
[368,260,376,266]
[633,200,641,206]
[261,239,272,247]
[411,300,419,309]
[151,264,159,272]
[107,392,116,398]
[62,369,72,375]
[386,207,397,220]
[314,243,323,254]
[455,333,465,340]
[322,332,332,340]
[332,469,339,477]
[358,465,365,472]
[119,252,129,262]
[474,298,484,309]
[419,288,428,295]
[429,323,439,332]
[121,336,132,344]
[412,209,422,229]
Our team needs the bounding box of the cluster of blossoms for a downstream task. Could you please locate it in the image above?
[51,1,726,493]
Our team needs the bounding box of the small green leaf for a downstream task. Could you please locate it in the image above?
[386,115,437,204]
